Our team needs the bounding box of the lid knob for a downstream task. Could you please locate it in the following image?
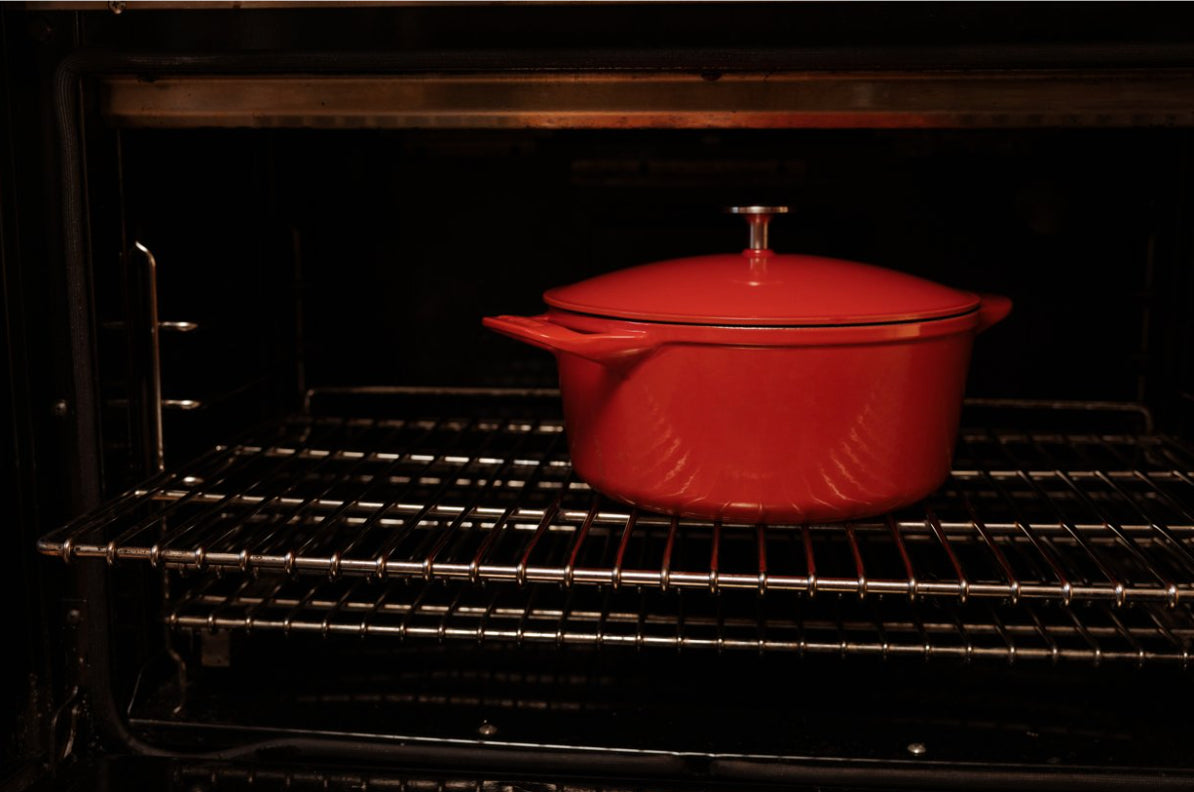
[726,205,789,251]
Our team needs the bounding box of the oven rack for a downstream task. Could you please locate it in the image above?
[38,391,1194,606]
[173,764,665,792]
[167,573,1194,666]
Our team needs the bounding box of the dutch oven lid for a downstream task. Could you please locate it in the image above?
[544,206,981,327]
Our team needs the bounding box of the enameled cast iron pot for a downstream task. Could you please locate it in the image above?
[485,207,1011,523]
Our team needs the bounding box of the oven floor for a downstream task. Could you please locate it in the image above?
[120,637,1194,787]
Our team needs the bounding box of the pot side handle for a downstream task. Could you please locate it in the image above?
[483,314,656,365]
[975,293,1012,334]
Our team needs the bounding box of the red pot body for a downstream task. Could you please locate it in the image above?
[485,304,1008,524]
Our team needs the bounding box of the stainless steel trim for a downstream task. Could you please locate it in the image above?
[727,206,789,250]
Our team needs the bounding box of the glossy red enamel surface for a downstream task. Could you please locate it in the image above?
[553,311,971,523]
[484,300,1010,524]
[544,249,981,326]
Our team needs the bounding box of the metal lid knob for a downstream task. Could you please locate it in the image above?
[726,205,789,251]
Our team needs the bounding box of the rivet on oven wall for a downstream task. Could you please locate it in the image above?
[108,1,126,14]
[477,721,498,738]
[51,399,67,417]
[906,742,927,757]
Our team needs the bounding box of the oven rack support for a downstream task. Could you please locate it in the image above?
[38,391,1194,609]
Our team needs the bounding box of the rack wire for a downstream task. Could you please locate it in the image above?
[167,572,1194,666]
[38,391,1194,607]
[173,765,671,792]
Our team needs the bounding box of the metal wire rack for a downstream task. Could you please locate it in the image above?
[167,572,1194,666]
[172,764,670,792]
[38,391,1194,607]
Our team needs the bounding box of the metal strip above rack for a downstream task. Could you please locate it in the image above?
[101,71,1194,130]
[37,391,1194,607]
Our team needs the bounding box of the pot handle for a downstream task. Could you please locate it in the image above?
[975,293,1012,333]
[483,314,656,365]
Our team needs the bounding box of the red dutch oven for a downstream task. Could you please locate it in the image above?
[484,206,1011,524]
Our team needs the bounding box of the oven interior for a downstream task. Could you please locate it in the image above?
[12,6,1194,790]
[53,125,1194,782]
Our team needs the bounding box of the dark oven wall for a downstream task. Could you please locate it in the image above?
[115,127,1190,465]
[50,0,1194,476]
